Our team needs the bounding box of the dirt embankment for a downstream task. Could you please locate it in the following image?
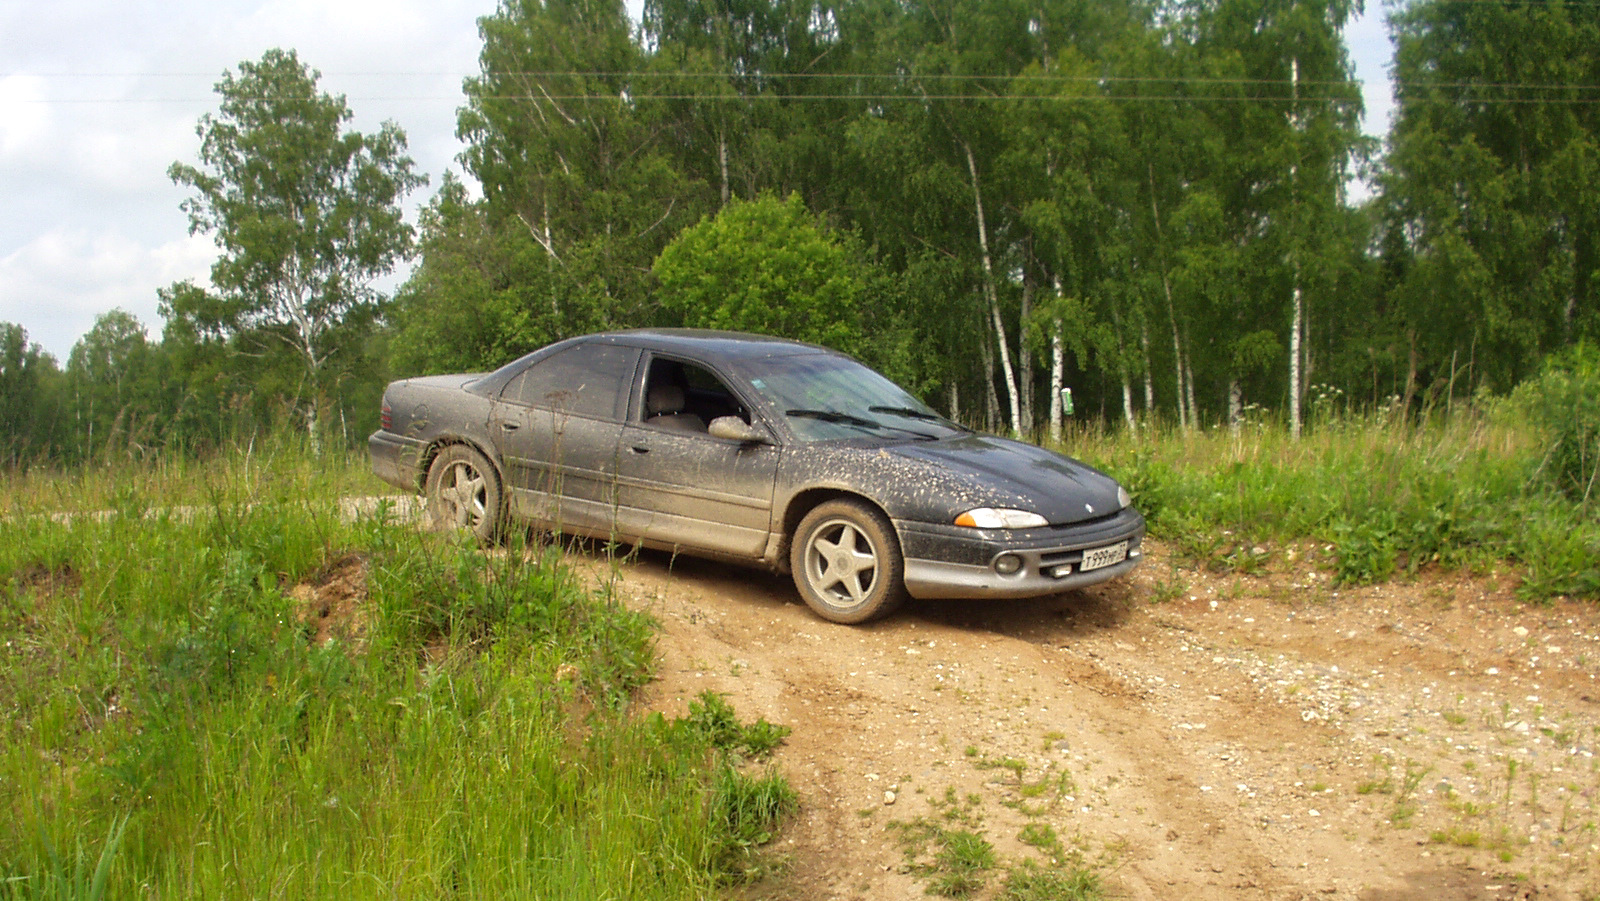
[586,540,1600,901]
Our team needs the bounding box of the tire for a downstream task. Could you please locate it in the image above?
[790,499,906,624]
[424,445,503,542]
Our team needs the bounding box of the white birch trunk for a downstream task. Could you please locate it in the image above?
[1290,281,1303,440]
[306,403,321,457]
[1170,312,1187,430]
[1229,379,1243,437]
[718,133,730,207]
[1140,323,1155,416]
[1049,320,1065,444]
[1288,57,1304,441]
[981,338,999,433]
[1183,343,1197,429]
[1019,275,1034,434]
[965,143,1022,436]
[1147,162,1188,430]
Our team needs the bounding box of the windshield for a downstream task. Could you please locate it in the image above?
[738,353,961,442]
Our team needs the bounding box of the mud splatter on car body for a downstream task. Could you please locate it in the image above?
[371,329,1144,621]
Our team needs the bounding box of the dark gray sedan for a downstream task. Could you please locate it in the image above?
[370,329,1144,623]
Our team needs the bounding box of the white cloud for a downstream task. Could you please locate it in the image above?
[1346,7,1396,140]
[0,0,502,360]
[0,229,215,360]
[0,75,52,158]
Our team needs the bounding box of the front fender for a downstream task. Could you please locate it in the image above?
[774,444,1022,526]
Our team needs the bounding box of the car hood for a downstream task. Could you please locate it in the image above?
[885,434,1124,525]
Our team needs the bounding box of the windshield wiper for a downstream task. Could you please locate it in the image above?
[786,408,882,429]
[868,405,966,429]
[788,408,938,440]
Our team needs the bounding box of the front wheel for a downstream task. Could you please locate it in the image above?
[790,500,906,624]
[424,445,503,542]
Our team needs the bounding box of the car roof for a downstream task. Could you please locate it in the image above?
[588,328,837,364]
[469,329,847,398]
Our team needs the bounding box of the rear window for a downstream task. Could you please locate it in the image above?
[500,344,636,420]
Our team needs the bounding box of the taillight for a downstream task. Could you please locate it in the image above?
[380,402,392,431]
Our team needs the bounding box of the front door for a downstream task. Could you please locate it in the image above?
[612,356,780,557]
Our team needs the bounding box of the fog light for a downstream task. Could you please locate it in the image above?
[993,553,1023,575]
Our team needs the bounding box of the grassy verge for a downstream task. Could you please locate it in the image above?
[0,433,386,515]
[1057,407,1600,601]
[0,458,790,900]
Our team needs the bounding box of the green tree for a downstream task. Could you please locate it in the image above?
[1383,0,1600,397]
[1205,0,1367,436]
[390,176,566,375]
[459,0,702,333]
[0,323,64,465]
[168,47,425,450]
[653,192,873,355]
[65,310,154,456]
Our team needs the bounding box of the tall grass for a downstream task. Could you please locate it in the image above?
[0,430,384,515]
[0,452,788,900]
[1056,405,1600,600]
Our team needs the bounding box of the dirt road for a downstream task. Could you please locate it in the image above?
[583,540,1600,901]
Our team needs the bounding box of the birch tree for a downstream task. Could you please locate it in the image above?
[169,48,424,450]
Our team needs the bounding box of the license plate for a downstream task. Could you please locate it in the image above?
[1080,541,1128,572]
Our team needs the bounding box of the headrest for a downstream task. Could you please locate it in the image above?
[648,383,685,414]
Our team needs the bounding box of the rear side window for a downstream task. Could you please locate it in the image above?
[501,344,636,420]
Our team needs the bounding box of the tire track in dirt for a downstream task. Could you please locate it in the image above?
[573,541,1600,901]
[917,591,1356,898]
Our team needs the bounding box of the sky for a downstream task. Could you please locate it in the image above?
[0,1,1398,364]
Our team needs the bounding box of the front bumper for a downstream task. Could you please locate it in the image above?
[894,507,1145,600]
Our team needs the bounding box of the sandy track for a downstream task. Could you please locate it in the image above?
[576,539,1600,901]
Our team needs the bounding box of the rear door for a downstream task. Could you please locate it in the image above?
[490,342,639,535]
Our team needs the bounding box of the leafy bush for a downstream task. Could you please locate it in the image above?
[1511,343,1600,510]
[654,192,874,357]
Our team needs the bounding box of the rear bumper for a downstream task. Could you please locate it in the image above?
[368,430,425,492]
[894,508,1145,600]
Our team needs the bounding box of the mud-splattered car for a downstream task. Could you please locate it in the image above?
[370,329,1144,623]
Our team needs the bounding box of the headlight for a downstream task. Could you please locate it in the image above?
[1118,486,1132,509]
[954,508,1048,529]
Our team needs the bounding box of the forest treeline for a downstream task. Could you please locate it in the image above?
[4,0,1598,465]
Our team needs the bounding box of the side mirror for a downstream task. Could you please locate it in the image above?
[708,416,769,444]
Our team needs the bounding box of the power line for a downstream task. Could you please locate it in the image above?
[0,68,1532,89]
[22,90,1600,106]
[9,68,1600,96]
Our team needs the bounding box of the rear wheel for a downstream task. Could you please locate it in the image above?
[424,445,502,541]
[790,500,905,624]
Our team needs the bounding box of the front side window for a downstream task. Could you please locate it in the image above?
[640,357,751,433]
[501,343,636,420]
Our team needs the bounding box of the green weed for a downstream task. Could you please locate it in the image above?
[999,860,1104,901]
[1069,411,1600,602]
[681,690,792,758]
[0,452,792,901]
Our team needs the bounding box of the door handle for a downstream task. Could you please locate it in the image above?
[500,422,519,431]
[630,445,650,454]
